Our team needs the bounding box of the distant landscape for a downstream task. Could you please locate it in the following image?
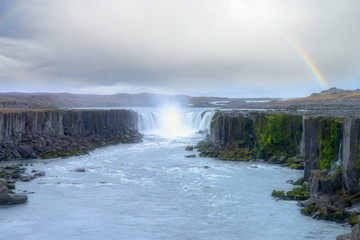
[0,91,279,109]
[1,87,360,111]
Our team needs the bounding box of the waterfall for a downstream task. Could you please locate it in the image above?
[331,139,343,173]
[198,111,216,131]
[300,115,306,158]
[137,108,216,136]
[138,111,161,131]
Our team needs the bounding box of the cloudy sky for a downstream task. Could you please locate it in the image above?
[0,0,359,97]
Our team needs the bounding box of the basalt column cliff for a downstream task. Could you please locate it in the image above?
[0,109,142,160]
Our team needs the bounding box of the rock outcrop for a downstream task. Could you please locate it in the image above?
[200,111,303,165]
[200,111,356,191]
[302,117,343,181]
[0,109,141,160]
[342,118,360,194]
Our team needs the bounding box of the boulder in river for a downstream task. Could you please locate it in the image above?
[0,182,28,205]
[0,183,8,194]
[34,171,46,178]
[74,168,86,172]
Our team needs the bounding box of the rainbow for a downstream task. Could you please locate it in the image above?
[0,0,36,26]
[279,30,329,90]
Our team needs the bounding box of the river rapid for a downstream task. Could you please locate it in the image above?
[0,107,351,239]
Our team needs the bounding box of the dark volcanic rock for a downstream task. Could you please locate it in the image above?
[0,193,28,205]
[309,170,340,198]
[0,182,28,205]
[17,144,36,158]
[6,194,28,204]
[21,174,35,182]
[0,109,141,161]
[74,168,86,172]
[342,118,360,194]
[34,171,46,178]
[352,222,360,239]
[0,183,8,194]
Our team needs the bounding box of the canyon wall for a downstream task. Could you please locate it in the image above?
[0,109,141,160]
[203,111,358,194]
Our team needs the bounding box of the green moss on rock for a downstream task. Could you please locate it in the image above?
[294,177,305,186]
[210,112,220,135]
[318,119,343,171]
[272,190,286,198]
[349,215,359,226]
[254,113,302,160]
[273,185,310,201]
[185,146,194,151]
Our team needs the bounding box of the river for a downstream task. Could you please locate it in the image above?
[0,107,351,239]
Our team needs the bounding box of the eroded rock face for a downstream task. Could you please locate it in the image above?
[342,118,360,194]
[309,170,342,198]
[208,111,303,161]
[207,111,360,197]
[0,109,141,160]
[302,117,323,181]
[62,110,138,138]
[208,112,360,190]
[212,112,255,148]
[302,117,343,181]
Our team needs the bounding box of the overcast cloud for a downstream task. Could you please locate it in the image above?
[0,0,359,97]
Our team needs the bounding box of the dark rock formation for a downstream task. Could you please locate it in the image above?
[0,174,28,205]
[199,111,303,163]
[200,110,354,190]
[0,109,141,160]
[302,117,342,181]
[0,164,49,205]
[338,219,360,240]
[351,222,360,239]
[0,191,28,205]
[74,168,86,172]
[342,118,360,194]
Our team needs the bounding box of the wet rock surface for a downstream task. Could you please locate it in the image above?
[0,164,46,205]
[73,168,86,172]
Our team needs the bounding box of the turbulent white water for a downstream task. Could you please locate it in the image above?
[137,107,216,137]
[0,107,351,240]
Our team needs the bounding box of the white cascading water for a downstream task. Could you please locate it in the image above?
[138,111,161,131]
[300,115,306,158]
[331,139,343,173]
[137,107,216,137]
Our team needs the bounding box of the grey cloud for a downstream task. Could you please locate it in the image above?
[0,0,359,97]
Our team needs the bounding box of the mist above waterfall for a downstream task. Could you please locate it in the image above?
[138,106,216,138]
